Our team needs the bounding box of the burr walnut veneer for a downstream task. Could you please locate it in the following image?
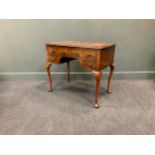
[45,41,115,108]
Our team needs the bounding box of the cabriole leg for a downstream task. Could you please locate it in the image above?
[107,64,115,93]
[67,61,70,82]
[92,71,103,108]
[45,63,52,92]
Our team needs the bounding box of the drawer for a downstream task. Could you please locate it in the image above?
[48,47,58,56]
[80,50,97,58]
[47,47,61,63]
[55,46,69,57]
[70,48,97,59]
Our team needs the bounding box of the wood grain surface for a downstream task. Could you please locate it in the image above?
[46,41,115,50]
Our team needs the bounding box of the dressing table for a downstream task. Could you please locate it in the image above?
[45,41,115,108]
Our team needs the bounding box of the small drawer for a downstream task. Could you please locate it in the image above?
[72,48,97,59]
[48,47,57,56]
[81,51,97,58]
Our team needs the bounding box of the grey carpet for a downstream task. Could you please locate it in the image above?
[0,80,155,135]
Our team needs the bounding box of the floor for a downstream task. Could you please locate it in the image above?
[0,80,155,135]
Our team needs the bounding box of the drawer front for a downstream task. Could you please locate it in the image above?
[47,46,62,63]
[55,46,69,57]
[79,55,98,70]
[73,49,98,70]
[70,48,97,59]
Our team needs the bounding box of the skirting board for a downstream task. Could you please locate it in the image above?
[0,71,155,80]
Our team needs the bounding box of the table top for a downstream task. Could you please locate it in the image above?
[46,41,115,50]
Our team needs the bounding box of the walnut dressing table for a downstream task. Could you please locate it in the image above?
[45,41,115,108]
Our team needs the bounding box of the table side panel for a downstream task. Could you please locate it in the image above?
[99,46,115,70]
